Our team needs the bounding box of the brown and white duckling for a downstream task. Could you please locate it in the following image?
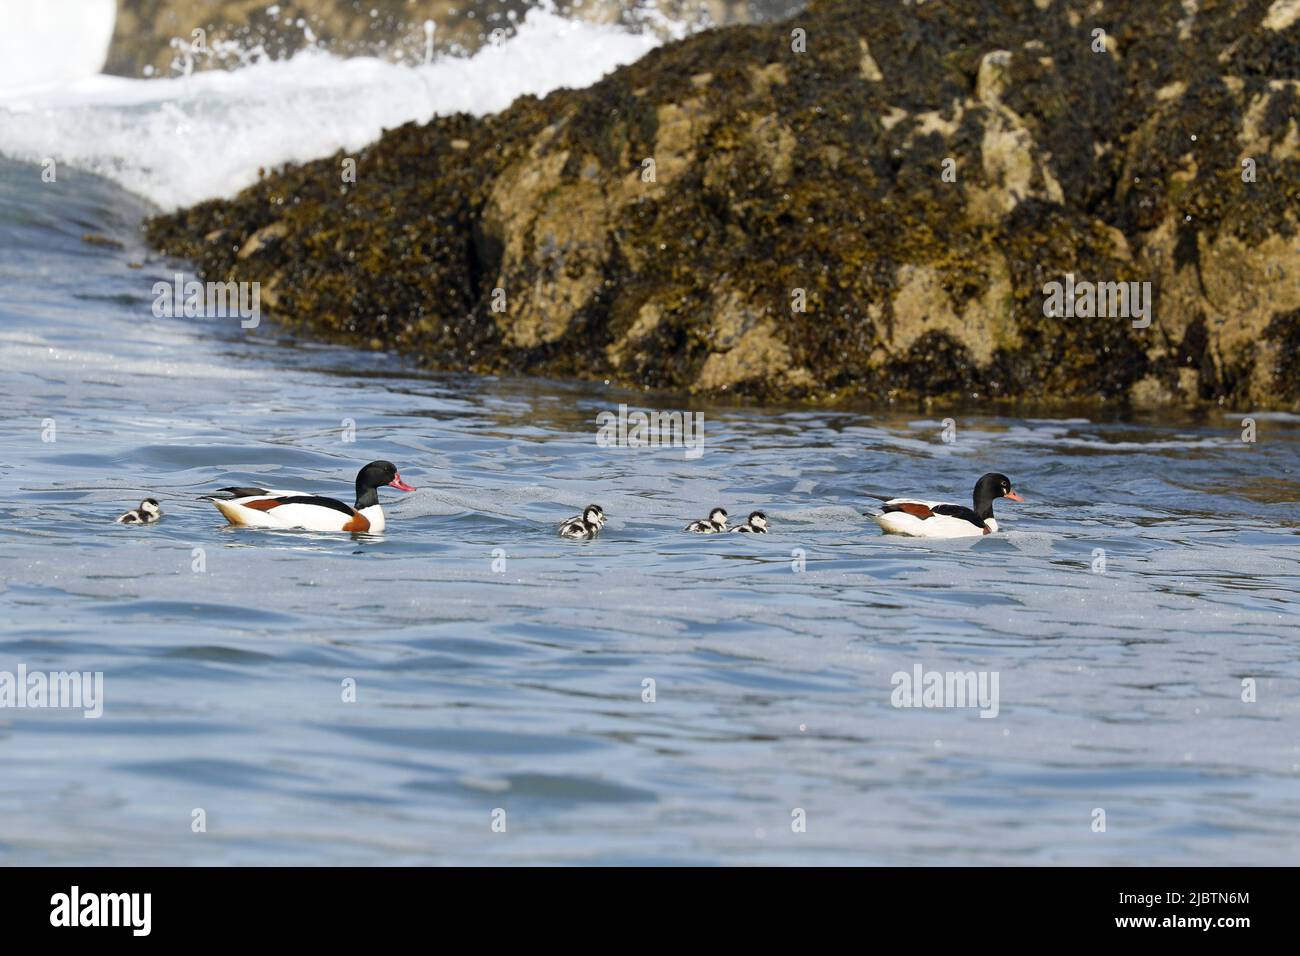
[116,498,162,524]
[686,507,728,534]
[867,472,1023,538]
[559,504,606,539]
[729,510,768,533]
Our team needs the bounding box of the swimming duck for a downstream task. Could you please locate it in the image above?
[116,498,162,524]
[686,507,728,533]
[868,472,1023,538]
[205,460,414,533]
[558,504,605,539]
[730,510,768,533]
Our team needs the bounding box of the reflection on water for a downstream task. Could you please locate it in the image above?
[1,158,1299,864]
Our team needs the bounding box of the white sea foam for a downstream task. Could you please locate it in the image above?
[0,0,116,91]
[0,5,662,209]
[1225,410,1300,422]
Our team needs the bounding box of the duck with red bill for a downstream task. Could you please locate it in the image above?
[866,472,1025,538]
[205,460,415,533]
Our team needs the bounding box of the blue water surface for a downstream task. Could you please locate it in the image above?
[1,158,1298,865]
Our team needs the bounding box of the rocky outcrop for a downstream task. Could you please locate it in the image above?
[146,0,1300,408]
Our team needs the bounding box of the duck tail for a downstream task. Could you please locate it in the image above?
[210,498,250,526]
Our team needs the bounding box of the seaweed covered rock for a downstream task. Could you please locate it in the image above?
[146,0,1300,408]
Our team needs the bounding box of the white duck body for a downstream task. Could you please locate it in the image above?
[211,493,384,533]
[869,473,1021,539]
[207,461,413,534]
[871,499,991,538]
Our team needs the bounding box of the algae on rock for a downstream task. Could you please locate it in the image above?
[146,0,1300,409]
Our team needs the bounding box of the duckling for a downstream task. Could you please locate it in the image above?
[116,498,162,525]
[558,504,605,539]
[686,507,728,534]
[730,510,768,533]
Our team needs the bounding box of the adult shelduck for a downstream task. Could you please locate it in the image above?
[868,473,1023,538]
[206,460,415,533]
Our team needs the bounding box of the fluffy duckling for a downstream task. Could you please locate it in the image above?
[116,498,162,525]
[686,507,728,534]
[730,510,768,533]
[559,504,606,539]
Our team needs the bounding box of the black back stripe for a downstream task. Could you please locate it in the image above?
[217,486,271,498]
[933,504,984,527]
[273,495,357,517]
